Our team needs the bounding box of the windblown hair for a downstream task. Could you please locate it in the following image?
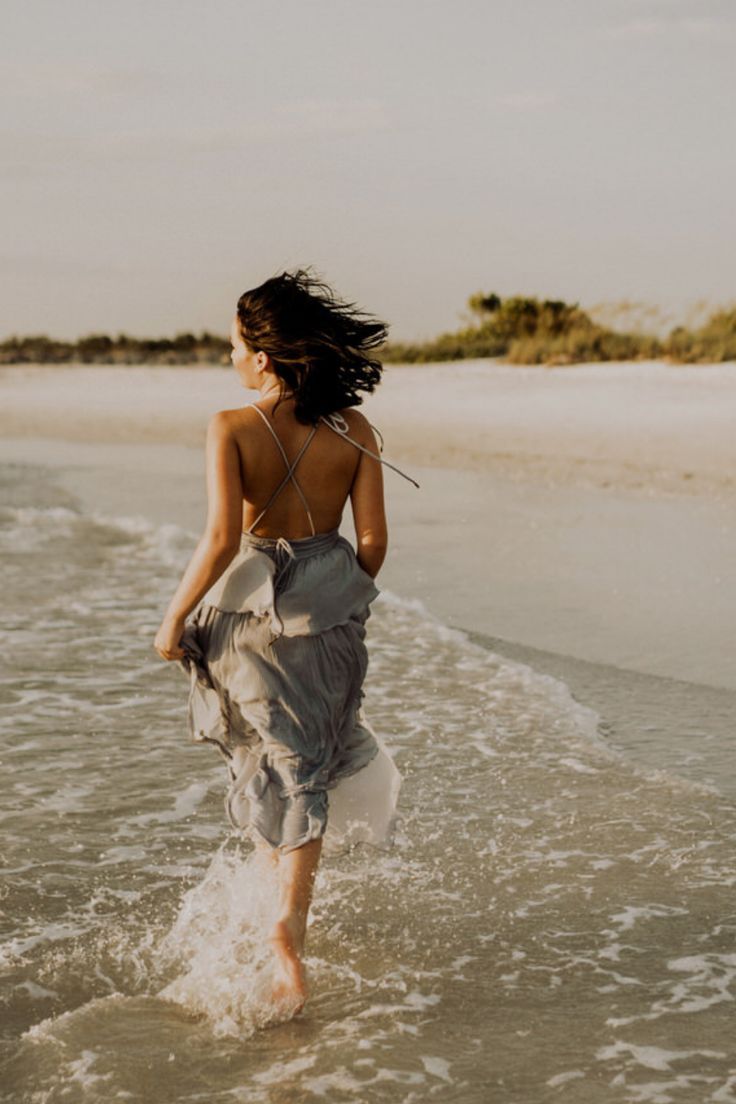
[236,269,388,425]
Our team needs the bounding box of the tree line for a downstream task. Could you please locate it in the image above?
[0,331,229,366]
[1,295,734,366]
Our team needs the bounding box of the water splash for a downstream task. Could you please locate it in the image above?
[155,841,302,1037]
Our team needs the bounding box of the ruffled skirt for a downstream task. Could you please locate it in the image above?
[178,528,401,855]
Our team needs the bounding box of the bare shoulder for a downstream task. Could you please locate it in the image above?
[206,406,259,439]
[336,407,380,448]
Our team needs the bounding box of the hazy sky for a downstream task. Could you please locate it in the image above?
[2,0,735,341]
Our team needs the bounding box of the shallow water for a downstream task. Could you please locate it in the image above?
[1,462,735,1103]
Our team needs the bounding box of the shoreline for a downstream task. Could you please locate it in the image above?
[465,627,736,799]
[1,369,735,692]
[2,434,734,692]
[2,433,736,798]
[2,356,735,692]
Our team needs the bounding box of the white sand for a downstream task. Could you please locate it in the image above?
[2,359,736,497]
[1,361,735,690]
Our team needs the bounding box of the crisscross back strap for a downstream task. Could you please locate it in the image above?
[247,405,318,534]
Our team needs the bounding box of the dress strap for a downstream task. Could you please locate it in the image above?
[319,412,420,488]
[247,405,318,534]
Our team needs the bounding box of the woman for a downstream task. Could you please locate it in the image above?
[154,270,417,1015]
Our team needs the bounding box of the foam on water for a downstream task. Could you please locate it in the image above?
[1,468,735,1103]
[154,844,302,1036]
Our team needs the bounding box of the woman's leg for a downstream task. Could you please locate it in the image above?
[268,836,323,1009]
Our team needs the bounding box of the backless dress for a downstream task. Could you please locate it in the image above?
[178,409,418,856]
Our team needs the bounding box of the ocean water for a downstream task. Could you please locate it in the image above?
[1,460,735,1104]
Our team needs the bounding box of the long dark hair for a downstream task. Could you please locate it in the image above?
[236,269,388,425]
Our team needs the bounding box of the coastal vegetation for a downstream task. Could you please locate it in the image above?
[1,296,734,366]
[381,293,736,365]
[663,306,736,365]
[0,331,229,366]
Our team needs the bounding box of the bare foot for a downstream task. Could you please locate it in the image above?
[267,918,307,1014]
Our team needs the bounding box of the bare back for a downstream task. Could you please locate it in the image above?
[227,399,383,541]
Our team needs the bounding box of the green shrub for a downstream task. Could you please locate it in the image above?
[382,292,662,365]
[663,307,736,363]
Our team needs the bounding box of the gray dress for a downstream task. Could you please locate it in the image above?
[178,408,418,854]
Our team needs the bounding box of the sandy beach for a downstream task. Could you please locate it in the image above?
[1,360,734,693]
[4,360,736,1100]
[2,359,736,499]
[6,0,736,1092]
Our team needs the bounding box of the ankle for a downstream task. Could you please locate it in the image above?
[270,913,306,954]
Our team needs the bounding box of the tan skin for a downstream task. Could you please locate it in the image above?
[154,314,388,1013]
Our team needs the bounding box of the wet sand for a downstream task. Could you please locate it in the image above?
[1,359,734,690]
[4,351,736,1103]
[4,358,735,802]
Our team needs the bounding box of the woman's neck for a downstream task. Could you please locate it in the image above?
[259,381,294,402]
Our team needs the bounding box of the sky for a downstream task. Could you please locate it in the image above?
[2,0,735,342]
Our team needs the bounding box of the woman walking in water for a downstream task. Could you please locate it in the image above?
[154,270,416,1016]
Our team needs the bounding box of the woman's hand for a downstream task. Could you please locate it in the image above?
[154,616,186,661]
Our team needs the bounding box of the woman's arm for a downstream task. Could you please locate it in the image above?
[349,417,388,579]
[154,412,244,660]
